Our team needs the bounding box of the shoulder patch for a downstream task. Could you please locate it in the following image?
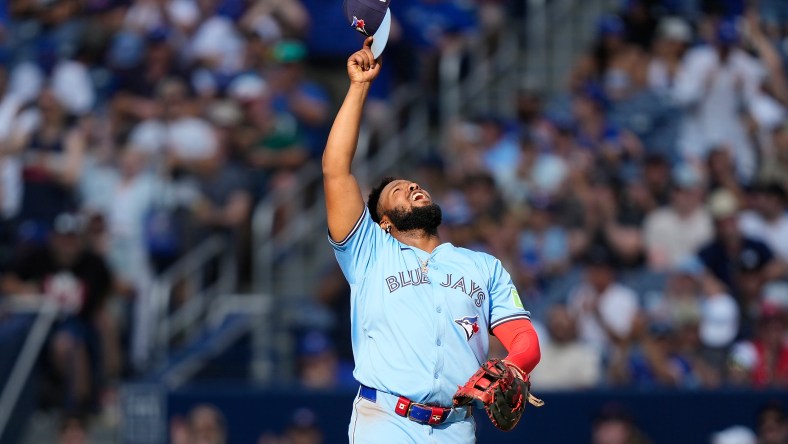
[511,288,524,309]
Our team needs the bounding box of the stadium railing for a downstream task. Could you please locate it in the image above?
[146,234,237,368]
[524,0,617,94]
[0,296,58,443]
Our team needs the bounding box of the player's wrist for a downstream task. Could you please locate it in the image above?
[501,359,527,379]
[348,81,372,91]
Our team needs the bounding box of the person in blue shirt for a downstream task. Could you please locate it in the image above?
[322,38,541,444]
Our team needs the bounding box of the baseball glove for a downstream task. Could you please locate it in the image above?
[452,359,544,431]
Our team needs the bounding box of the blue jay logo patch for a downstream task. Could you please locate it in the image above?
[455,316,480,341]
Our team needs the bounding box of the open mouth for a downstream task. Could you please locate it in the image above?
[411,191,427,202]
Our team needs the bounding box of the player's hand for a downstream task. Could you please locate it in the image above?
[347,37,382,85]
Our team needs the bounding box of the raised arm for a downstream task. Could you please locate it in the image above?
[322,37,382,242]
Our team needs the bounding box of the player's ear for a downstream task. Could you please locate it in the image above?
[379,218,392,234]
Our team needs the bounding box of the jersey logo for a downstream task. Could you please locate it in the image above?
[455,316,480,341]
[351,16,369,35]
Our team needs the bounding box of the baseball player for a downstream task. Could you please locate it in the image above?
[323,38,542,443]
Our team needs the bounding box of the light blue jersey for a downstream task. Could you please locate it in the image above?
[330,207,530,442]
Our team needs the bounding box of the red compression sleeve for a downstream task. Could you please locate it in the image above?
[492,319,541,374]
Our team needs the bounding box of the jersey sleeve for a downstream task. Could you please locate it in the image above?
[486,257,531,332]
[328,207,384,284]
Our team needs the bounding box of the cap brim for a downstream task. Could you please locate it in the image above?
[370,8,391,59]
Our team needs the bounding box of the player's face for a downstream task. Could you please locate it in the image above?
[381,179,433,210]
[380,179,442,234]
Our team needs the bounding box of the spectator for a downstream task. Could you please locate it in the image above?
[698,189,780,324]
[267,40,330,158]
[170,415,192,444]
[282,408,323,444]
[710,425,757,444]
[170,404,228,444]
[91,146,172,372]
[529,305,601,390]
[57,414,89,444]
[10,88,86,241]
[1,212,113,414]
[571,14,646,101]
[229,70,309,207]
[189,404,227,444]
[727,300,788,389]
[190,145,252,242]
[110,30,182,130]
[296,330,354,390]
[643,260,724,387]
[759,123,788,190]
[567,245,640,352]
[641,153,672,207]
[649,258,704,327]
[749,302,788,388]
[239,0,309,40]
[101,147,161,293]
[581,178,646,269]
[591,404,653,444]
[739,182,788,263]
[643,163,713,270]
[571,84,623,157]
[396,0,477,94]
[673,19,764,182]
[495,131,569,205]
[515,197,570,285]
[647,17,693,96]
[697,273,740,377]
[475,115,520,180]
[515,88,554,151]
[756,401,788,444]
[128,77,216,167]
[611,318,697,388]
[257,407,324,444]
[312,262,352,362]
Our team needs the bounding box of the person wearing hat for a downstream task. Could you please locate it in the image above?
[647,16,692,95]
[268,39,331,158]
[739,182,788,263]
[698,189,783,336]
[673,18,764,182]
[643,163,713,270]
[296,330,355,389]
[746,301,788,387]
[2,212,113,414]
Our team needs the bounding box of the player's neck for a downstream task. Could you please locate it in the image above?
[393,230,442,253]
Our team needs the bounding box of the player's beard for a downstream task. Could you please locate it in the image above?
[386,203,442,236]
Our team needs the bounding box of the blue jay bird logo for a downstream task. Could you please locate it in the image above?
[455,316,480,341]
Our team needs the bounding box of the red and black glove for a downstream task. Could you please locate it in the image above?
[452,359,544,431]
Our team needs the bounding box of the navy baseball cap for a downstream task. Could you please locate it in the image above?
[344,0,392,58]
